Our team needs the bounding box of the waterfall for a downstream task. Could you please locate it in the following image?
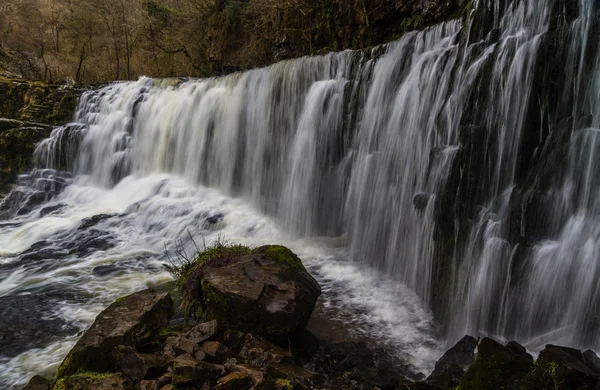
[2,0,600,387]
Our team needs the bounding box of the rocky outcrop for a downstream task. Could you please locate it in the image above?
[0,77,80,193]
[181,245,321,341]
[55,289,173,379]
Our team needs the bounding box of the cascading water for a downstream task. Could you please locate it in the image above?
[1,0,600,388]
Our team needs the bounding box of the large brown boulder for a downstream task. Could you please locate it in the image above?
[182,245,321,341]
[55,289,173,379]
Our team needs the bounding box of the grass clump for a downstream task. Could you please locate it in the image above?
[163,233,251,322]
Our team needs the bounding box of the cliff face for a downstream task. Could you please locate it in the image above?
[0,77,80,193]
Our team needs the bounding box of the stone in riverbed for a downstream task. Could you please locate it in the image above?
[238,333,295,368]
[171,356,225,387]
[459,337,534,390]
[426,335,477,387]
[55,289,173,379]
[182,245,321,340]
[214,372,254,390]
[23,375,51,390]
[113,345,168,382]
[53,372,134,390]
[519,345,600,389]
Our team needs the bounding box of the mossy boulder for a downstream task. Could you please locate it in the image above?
[55,289,173,380]
[181,244,321,341]
[0,77,79,125]
[52,372,134,390]
[459,337,534,390]
[518,345,600,389]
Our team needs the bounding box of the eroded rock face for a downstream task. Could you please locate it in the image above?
[183,245,321,340]
[55,289,173,379]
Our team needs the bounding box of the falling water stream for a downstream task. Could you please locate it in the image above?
[1,0,599,388]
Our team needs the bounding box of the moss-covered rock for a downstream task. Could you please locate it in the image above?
[0,119,53,193]
[55,289,173,380]
[179,244,321,341]
[52,372,134,390]
[0,77,79,124]
[459,338,534,390]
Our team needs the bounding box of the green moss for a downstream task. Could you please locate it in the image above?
[159,323,188,337]
[261,245,305,270]
[72,372,114,380]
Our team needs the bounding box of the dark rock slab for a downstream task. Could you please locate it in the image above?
[22,375,51,390]
[427,335,477,387]
[459,338,534,390]
[53,372,134,390]
[55,289,173,379]
[519,345,600,389]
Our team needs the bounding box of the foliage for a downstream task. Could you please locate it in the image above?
[0,0,465,83]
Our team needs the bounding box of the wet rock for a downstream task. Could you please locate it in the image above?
[139,380,159,390]
[583,350,600,375]
[53,372,134,390]
[239,334,295,368]
[205,213,224,224]
[23,375,51,390]
[0,294,79,357]
[506,340,533,362]
[55,289,173,379]
[113,345,168,382]
[162,321,218,357]
[171,356,225,387]
[215,372,254,390]
[222,329,246,352]
[183,245,321,340]
[230,364,264,384]
[459,338,534,390]
[199,341,235,363]
[413,192,432,211]
[265,362,325,389]
[324,341,375,370]
[519,345,600,389]
[427,335,477,386]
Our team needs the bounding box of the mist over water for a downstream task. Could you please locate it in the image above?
[1,0,600,388]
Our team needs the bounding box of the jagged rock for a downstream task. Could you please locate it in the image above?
[459,338,534,390]
[171,356,225,387]
[506,340,534,362]
[215,372,254,390]
[162,321,218,357]
[583,350,600,375]
[265,362,325,389]
[55,290,173,379]
[239,334,295,368]
[183,245,321,340]
[222,329,246,352]
[519,345,600,389]
[52,373,134,390]
[427,335,477,387]
[199,341,236,363]
[23,375,51,390]
[139,380,159,390]
[113,345,168,382]
[230,364,265,384]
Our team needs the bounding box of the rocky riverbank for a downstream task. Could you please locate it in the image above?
[20,244,600,390]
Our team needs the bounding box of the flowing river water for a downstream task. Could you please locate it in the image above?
[1,0,600,388]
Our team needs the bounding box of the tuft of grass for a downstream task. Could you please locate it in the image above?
[163,232,251,322]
